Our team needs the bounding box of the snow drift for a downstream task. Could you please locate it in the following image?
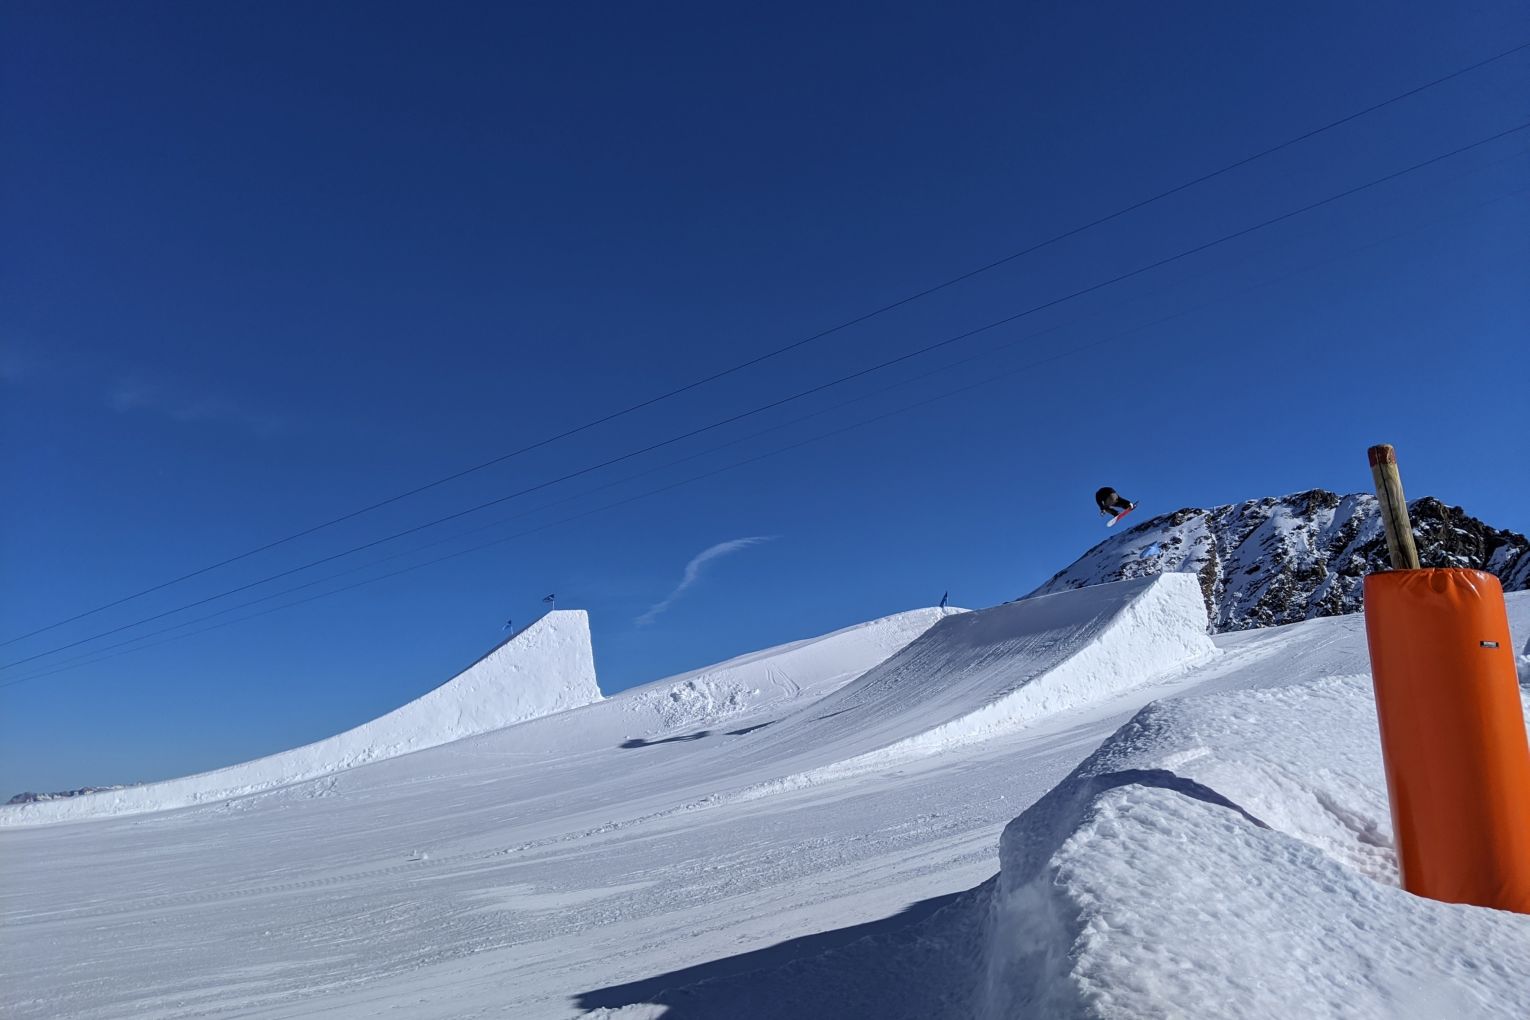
[0,610,601,827]
[980,675,1530,1018]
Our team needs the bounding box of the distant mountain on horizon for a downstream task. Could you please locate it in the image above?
[1028,489,1530,633]
[7,785,131,805]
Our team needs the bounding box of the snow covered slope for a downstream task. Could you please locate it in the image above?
[577,597,1530,1020]
[1030,489,1530,631]
[613,606,956,737]
[981,674,1530,1018]
[0,607,950,827]
[3,589,1526,1018]
[426,605,958,761]
[725,573,1215,787]
[0,610,601,827]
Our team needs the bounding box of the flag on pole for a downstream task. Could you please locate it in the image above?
[543,593,556,609]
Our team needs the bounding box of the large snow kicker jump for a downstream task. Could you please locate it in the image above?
[722,573,1217,787]
[0,611,601,827]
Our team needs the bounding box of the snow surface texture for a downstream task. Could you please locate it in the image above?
[0,607,950,827]
[0,610,602,827]
[1031,489,1530,632]
[730,573,1215,792]
[982,676,1530,1018]
[618,606,956,735]
[3,590,1528,1018]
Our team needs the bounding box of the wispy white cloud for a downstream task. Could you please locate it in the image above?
[107,375,290,437]
[636,536,777,626]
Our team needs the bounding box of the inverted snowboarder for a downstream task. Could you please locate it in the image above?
[1095,486,1136,525]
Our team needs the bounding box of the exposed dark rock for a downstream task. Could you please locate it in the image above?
[1028,490,1529,632]
[7,785,129,805]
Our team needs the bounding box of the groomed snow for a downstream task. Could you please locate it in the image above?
[851,572,1215,763]
[720,573,1214,795]
[2,584,1527,1018]
[0,610,601,827]
[612,606,959,738]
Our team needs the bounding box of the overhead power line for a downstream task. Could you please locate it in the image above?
[6,39,1527,650]
[7,166,1526,690]
[4,118,1525,676]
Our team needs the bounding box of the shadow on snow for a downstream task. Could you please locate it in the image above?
[572,887,983,1018]
[620,722,777,749]
[620,730,713,749]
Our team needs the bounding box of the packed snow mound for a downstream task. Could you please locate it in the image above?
[1030,489,1530,632]
[861,572,1215,761]
[579,597,1530,1020]
[618,606,957,734]
[378,606,956,761]
[982,675,1530,1018]
[0,610,599,827]
[728,574,1215,791]
[4,584,1525,1018]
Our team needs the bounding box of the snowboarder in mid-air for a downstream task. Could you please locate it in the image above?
[1095,486,1136,521]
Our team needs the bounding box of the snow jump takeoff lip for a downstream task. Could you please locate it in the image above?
[0,611,601,827]
[721,574,1217,796]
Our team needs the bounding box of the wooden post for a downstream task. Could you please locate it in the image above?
[1367,444,1420,570]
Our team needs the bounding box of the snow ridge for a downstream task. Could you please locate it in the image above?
[713,574,1215,804]
[1030,489,1530,631]
[825,573,1215,768]
[0,610,600,827]
[617,607,955,735]
[980,675,1530,1018]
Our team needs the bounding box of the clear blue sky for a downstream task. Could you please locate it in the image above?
[3,1,1527,794]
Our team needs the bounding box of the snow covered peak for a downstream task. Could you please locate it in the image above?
[1029,490,1530,632]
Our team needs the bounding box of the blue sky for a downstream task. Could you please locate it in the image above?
[2,1,1527,794]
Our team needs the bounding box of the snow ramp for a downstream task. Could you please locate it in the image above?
[609,607,956,737]
[733,573,1214,783]
[361,607,955,760]
[0,610,600,827]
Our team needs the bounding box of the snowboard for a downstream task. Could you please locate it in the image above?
[1106,504,1137,528]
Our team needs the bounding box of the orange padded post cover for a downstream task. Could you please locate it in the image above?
[1363,568,1530,913]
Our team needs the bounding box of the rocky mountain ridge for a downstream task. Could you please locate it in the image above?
[6,785,132,805]
[1028,490,1530,632]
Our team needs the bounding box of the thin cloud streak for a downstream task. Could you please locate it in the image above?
[636,536,777,626]
[108,375,290,437]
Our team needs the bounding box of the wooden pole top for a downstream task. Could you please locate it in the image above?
[1368,443,1421,570]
